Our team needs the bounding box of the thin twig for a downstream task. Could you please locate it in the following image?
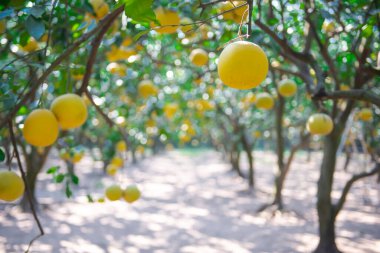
[8,121,44,253]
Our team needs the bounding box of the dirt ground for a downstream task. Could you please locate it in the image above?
[0,149,379,253]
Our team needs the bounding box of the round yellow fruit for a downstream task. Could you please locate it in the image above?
[218,41,268,90]
[358,108,372,121]
[340,84,350,91]
[0,171,25,202]
[278,79,297,97]
[307,113,334,136]
[106,164,118,176]
[189,49,209,67]
[123,185,141,203]
[164,103,178,119]
[253,131,261,138]
[322,20,335,33]
[71,151,84,163]
[105,185,122,201]
[23,109,59,147]
[180,17,194,33]
[111,156,124,168]
[153,7,180,34]
[116,140,127,152]
[220,1,248,24]
[50,93,88,130]
[21,38,39,52]
[255,93,274,110]
[138,80,158,98]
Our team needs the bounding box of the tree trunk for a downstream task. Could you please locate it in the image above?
[240,130,254,189]
[20,147,50,212]
[314,134,341,253]
[274,95,285,208]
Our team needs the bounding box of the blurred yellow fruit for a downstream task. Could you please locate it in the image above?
[164,103,179,119]
[340,84,350,91]
[116,140,127,152]
[190,49,209,67]
[0,171,25,202]
[106,62,127,76]
[307,113,334,136]
[322,20,335,33]
[105,185,122,201]
[253,131,261,138]
[135,44,144,51]
[278,79,297,97]
[59,150,71,161]
[123,185,141,203]
[89,0,109,20]
[122,37,133,47]
[23,109,59,147]
[72,151,84,163]
[180,17,194,33]
[358,108,372,121]
[73,74,84,81]
[220,1,248,24]
[138,80,158,98]
[255,93,274,110]
[136,146,145,154]
[106,164,118,176]
[218,41,268,90]
[21,38,39,52]
[153,7,180,34]
[97,197,105,203]
[106,46,137,62]
[39,34,48,42]
[111,156,124,168]
[51,93,88,130]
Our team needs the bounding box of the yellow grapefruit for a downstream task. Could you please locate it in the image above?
[23,109,59,147]
[0,171,25,202]
[50,94,88,130]
[307,113,334,136]
[218,41,268,90]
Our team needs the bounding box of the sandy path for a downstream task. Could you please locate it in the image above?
[0,150,379,253]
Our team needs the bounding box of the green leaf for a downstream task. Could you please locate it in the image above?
[362,25,373,38]
[47,166,59,174]
[71,174,79,185]
[0,148,5,162]
[133,29,150,41]
[25,15,45,40]
[29,6,45,18]
[54,173,65,183]
[65,184,72,198]
[124,0,157,24]
[87,194,94,203]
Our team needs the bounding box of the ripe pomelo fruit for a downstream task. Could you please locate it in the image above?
[0,171,25,202]
[105,185,122,201]
[358,108,372,121]
[50,93,88,130]
[106,164,118,176]
[255,93,274,110]
[218,41,268,90]
[23,109,59,147]
[189,49,209,67]
[111,157,124,168]
[307,113,334,136]
[153,7,180,34]
[278,79,297,97]
[123,185,141,203]
[116,141,127,152]
[138,80,158,98]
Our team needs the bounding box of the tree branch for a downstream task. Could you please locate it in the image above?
[313,89,380,109]
[0,6,125,130]
[8,121,44,253]
[333,162,380,218]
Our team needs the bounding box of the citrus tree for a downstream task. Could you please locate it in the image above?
[0,1,379,253]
